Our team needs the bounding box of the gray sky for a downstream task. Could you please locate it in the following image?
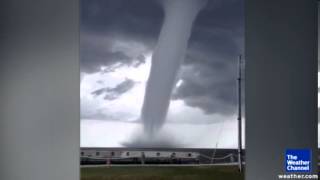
[80,0,244,148]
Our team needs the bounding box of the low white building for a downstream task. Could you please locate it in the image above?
[119,150,199,159]
[80,148,200,163]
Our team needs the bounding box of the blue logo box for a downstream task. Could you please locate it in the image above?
[285,149,311,173]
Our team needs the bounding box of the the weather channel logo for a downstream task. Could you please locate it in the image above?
[285,149,311,173]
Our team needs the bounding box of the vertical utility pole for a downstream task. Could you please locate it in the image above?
[237,55,243,172]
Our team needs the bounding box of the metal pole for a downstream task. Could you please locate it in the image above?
[237,55,243,172]
[210,142,218,164]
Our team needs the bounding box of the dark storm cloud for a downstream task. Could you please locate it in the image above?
[81,0,244,115]
[171,0,244,115]
[81,0,163,42]
[133,54,146,67]
[172,61,239,115]
[92,79,135,100]
[81,45,130,73]
[172,29,244,115]
[80,33,149,73]
[80,0,163,73]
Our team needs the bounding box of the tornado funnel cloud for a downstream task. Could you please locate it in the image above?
[141,0,207,138]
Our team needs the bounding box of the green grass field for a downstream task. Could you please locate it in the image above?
[81,166,244,180]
